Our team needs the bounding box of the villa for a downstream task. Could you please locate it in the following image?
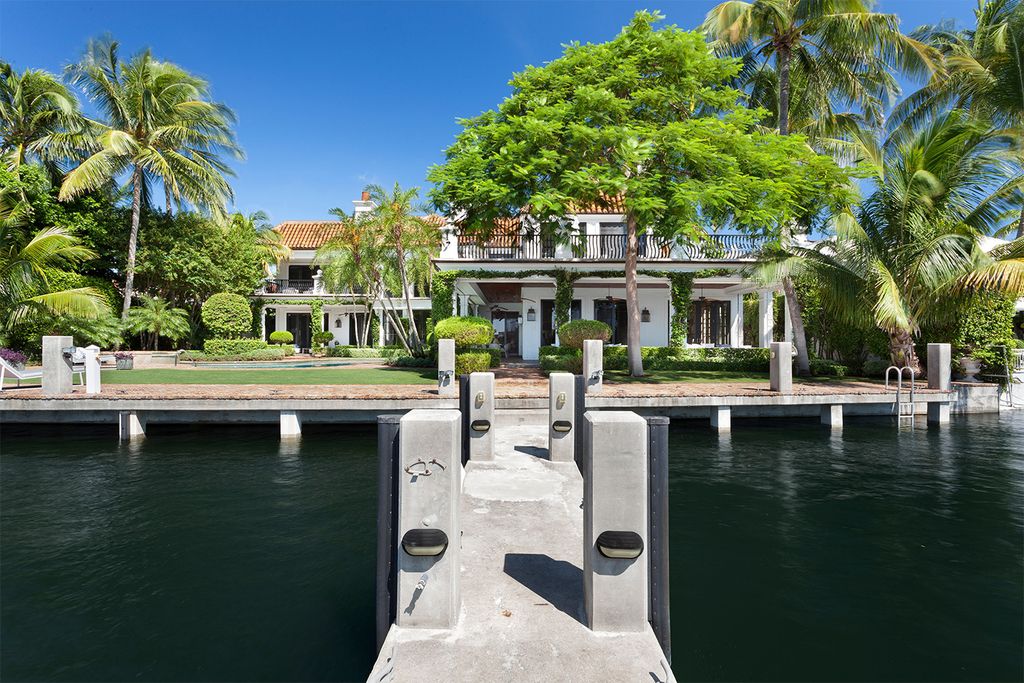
[255,193,798,359]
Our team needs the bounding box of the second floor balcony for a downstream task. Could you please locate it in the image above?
[441,229,762,263]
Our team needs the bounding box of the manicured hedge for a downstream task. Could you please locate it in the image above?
[269,330,293,345]
[558,319,611,349]
[326,345,407,359]
[456,351,492,375]
[539,353,583,375]
[180,347,288,362]
[201,293,252,338]
[539,346,775,375]
[809,359,848,377]
[464,345,501,367]
[434,316,495,347]
[388,355,435,368]
[203,338,269,355]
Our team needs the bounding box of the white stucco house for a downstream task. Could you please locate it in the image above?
[255,194,794,358]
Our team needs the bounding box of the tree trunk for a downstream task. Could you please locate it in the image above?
[165,184,172,214]
[781,276,811,376]
[889,330,920,374]
[777,45,791,135]
[1016,204,1023,240]
[625,212,644,377]
[121,164,144,321]
[395,236,422,354]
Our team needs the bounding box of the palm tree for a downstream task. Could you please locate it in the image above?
[59,38,243,320]
[0,62,86,176]
[125,294,190,350]
[318,210,375,347]
[703,0,940,374]
[757,112,1023,371]
[363,183,440,355]
[0,188,108,335]
[892,0,1024,237]
[223,210,290,274]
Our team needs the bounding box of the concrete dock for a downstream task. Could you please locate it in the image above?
[368,423,674,682]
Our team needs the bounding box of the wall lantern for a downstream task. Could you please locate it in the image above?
[402,528,449,557]
[596,530,644,559]
[526,307,536,322]
[641,307,651,323]
[552,420,573,433]
[471,419,491,433]
[335,316,343,328]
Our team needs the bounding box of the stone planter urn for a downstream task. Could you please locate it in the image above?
[958,356,982,382]
[116,357,134,370]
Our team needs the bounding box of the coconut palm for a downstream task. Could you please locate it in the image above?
[363,183,440,355]
[756,111,1024,371]
[223,210,290,274]
[125,294,190,350]
[59,38,243,320]
[703,0,940,374]
[893,0,1024,237]
[0,62,87,176]
[318,210,377,347]
[0,188,108,334]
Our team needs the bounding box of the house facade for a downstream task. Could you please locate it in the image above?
[255,195,793,357]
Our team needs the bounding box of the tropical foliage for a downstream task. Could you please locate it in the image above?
[125,294,190,349]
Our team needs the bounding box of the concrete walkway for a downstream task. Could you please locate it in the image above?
[368,424,675,683]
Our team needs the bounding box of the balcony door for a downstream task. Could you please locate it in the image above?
[689,300,730,346]
[594,298,627,344]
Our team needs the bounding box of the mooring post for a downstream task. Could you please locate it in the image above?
[927,343,952,425]
[583,411,649,632]
[118,411,146,441]
[645,415,671,663]
[459,373,470,466]
[770,341,793,394]
[437,339,456,397]
[583,339,603,394]
[375,414,401,652]
[41,335,74,396]
[548,372,576,463]
[395,409,461,628]
[467,372,495,461]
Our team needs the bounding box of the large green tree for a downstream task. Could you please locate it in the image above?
[59,39,243,320]
[429,11,850,376]
[0,62,86,176]
[703,0,939,374]
[757,111,1024,371]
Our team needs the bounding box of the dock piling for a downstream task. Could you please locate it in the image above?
[375,415,401,652]
[467,372,495,461]
[646,416,671,663]
[548,372,576,462]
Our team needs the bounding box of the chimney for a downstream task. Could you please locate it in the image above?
[353,190,373,215]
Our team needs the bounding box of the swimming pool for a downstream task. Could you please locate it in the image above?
[184,358,372,369]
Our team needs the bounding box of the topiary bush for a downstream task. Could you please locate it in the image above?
[203,338,269,355]
[312,331,334,347]
[434,316,495,348]
[202,293,252,339]
[455,351,492,375]
[558,319,611,349]
[269,330,294,345]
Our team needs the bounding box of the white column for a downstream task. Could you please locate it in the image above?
[770,341,793,394]
[758,290,774,348]
[260,305,267,341]
[730,294,744,347]
[377,311,386,347]
[275,309,286,339]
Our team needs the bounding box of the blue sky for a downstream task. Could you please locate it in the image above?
[2,0,977,223]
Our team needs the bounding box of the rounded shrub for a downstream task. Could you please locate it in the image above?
[434,316,494,348]
[269,330,294,345]
[201,293,252,339]
[558,319,611,349]
[312,331,334,347]
[455,351,492,375]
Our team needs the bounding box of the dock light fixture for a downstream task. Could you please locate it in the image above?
[470,419,491,433]
[556,391,566,409]
[552,420,573,433]
[475,391,485,408]
[596,530,644,560]
[402,529,449,557]
[527,307,536,321]
[641,307,651,323]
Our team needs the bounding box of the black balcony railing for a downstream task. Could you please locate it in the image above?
[455,232,759,261]
[259,279,315,294]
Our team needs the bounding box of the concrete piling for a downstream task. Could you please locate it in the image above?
[467,372,495,461]
[41,335,74,396]
[396,409,461,629]
[770,341,793,394]
[583,340,603,394]
[437,339,456,397]
[118,410,146,440]
[548,372,576,463]
[280,410,302,438]
[821,404,843,430]
[709,405,731,433]
[583,411,648,633]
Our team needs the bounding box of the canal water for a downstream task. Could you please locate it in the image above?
[2,414,1021,682]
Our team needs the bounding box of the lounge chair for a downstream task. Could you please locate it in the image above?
[0,357,42,390]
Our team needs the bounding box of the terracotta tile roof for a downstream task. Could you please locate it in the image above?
[274,221,345,249]
[567,194,625,214]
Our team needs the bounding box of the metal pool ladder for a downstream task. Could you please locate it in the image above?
[886,366,917,427]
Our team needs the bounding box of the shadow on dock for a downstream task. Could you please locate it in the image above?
[502,552,584,625]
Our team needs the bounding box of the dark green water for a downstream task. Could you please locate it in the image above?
[2,415,1021,682]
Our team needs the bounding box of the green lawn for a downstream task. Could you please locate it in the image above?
[604,369,863,384]
[98,367,436,385]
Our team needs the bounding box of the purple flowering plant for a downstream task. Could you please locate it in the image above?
[0,348,28,367]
